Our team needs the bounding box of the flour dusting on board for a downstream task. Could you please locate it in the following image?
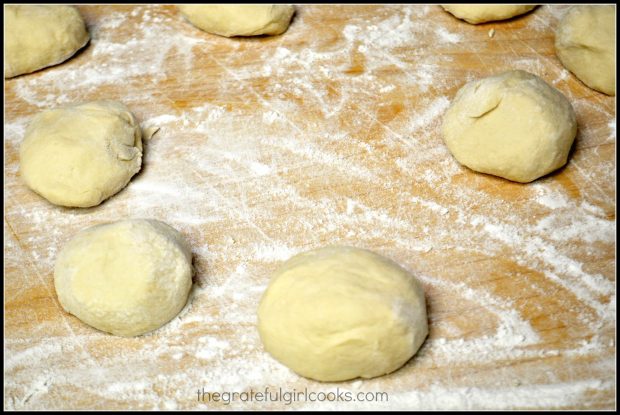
[4,5,615,410]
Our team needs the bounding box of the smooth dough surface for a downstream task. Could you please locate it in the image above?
[54,219,193,337]
[258,246,428,382]
[555,5,616,96]
[442,70,577,183]
[20,101,143,208]
[178,4,295,37]
[4,5,89,78]
[441,4,536,24]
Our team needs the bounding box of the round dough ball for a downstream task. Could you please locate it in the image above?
[20,101,143,208]
[258,246,428,382]
[178,4,295,37]
[442,70,577,183]
[441,4,536,24]
[54,219,193,337]
[4,5,89,78]
[555,5,616,96]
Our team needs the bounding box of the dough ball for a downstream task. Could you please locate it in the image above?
[441,5,536,24]
[4,5,89,78]
[258,246,428,382]
[442,70,577,183]
[555,5,616,96]
[178,4,295,37]
[20,101,143,208]
[54,219,193,337]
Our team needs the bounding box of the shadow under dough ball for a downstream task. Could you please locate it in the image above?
[442,70,577,183]
[258,246,428,382]
[19,101,143,208]
[4,5,89,78]
[178,4,295,37]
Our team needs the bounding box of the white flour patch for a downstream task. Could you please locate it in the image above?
[262,110,281,125]
[407,96,450,133]
[195,337,230,360]
[532,184,570,209]
[419,275,541,365]
[379,84,396,93]
[252,243,298,262]
[141,114,183,132]
[97,12,127,30]
[410,196,449,215]
[607,120,616,143]
[552,68,571,85]
[535,209,615,244]
[435,27,461,44]
[4,118,29,145]
[385,379,614,410]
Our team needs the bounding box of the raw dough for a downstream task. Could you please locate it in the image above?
[258,246,428,382]
[4,5,89,78]
[54,219,193,337]
[178,5,295,37]
[442,70,577,183]
[441,5,536,24]
[20,101,143,208]
[555,5,616,96]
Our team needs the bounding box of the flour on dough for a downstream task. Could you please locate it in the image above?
[258,246,428,382]
[20,101,143,208]
[54,219,194,337]
[442,70,577,183]
[4,5,89,78]
[178,4,295,37]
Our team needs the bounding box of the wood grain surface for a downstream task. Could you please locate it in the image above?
[4,4,616,410]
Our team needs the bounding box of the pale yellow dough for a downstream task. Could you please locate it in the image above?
[258,246,428,382]
[441,4,536,24]
[178,4,295,37]
[54,219,193,337]
[4,5,89,78]
[555,5,616,96]
[442,70,577,183]
[20,101,143,208]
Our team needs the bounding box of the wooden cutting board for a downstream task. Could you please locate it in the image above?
[4,4,615,410]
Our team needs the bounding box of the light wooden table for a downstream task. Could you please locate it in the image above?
[4,5,615,410]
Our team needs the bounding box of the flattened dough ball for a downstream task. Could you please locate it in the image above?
[555,5,616,96]
[258,246,428,382]
[54,219,193,337]
[4,5,89,78]
[20,101,143,208]
[178,4,295,37]
[442,70,577,183]
[441,4,536,24]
